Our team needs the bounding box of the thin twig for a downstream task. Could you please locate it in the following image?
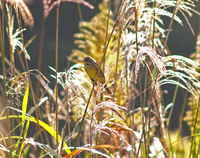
[55,1,60,150]
[162,0,179,56]
[36,18,46,100]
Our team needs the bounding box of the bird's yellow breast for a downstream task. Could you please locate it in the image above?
[84,64,105,84]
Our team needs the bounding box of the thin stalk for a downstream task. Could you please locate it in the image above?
[143,61,150,155]
[77,4,89,54]
[135,9,138,54]
[189,98,200,158]
[160,87,167,138]
[76,3,101,155]
[150,0,167,154]
[144,58,151,156]
[135,4,147,156]
[176,90,188,156]
[136,85,156,158]
[95,99,102,157]
[151,0,156,49]
[167,84,179,158]
[67,62,71,148]
[196,144,200,158]
[146,1,157,153]
[162,0,179,56]
[60,63,70,155]
[103,0,112,73]
[135,6,140,157]
[102,0,112,119]
[77,4,95,153]
[36,18,46,100]
[94,0,113,150]
[113,0,125,100]
[75,74,96,151]
[113,13,122,101]
[138,73,148,158]
[8,4,16,149]
[0,1,13,157]
[60,88,69,156]
[18,51,26,71]
[147,87,151,156]
[96,2,113,155]
[93,95,99,158]
[55,2,60,151]
[35,18,47,157]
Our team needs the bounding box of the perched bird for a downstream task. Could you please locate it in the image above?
[83,56,112,95]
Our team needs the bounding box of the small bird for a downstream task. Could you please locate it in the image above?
[83,56,112,95]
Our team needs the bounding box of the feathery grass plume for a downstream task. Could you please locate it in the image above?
[174,0,199,35]
[92,100,127,117]
[91,118,129,144]
[50,63,94,121]
[6,4,30,60]
[53,65,131,154]
[153,54,200,157]
[42,0,94,18]
[155,0,199,36]
[135,46,166,84]
[157,55,200,96]
[121,0,199,55]
[90,97,130,148]
[5,0,34,27]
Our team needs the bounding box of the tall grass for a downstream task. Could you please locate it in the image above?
[0,0,200,157]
